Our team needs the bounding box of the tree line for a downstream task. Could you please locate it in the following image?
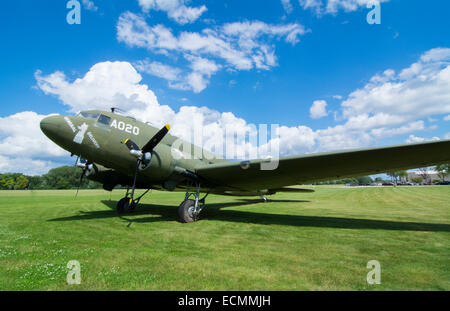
[0,166,101,190]
[387,164,449,184]
[313,176,377,185]
[312,164,449,185]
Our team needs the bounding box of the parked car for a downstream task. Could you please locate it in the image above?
[382,182,394,186]
[436,181,450,185]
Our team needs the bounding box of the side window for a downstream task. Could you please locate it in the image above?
[80,112,99,119]
[98,114,111,126]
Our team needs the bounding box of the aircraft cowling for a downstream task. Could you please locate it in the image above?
[134,143,175,182]
[84,163,98,177]
[84,164,124,188]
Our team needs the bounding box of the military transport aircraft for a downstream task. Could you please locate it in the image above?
[40,109,450,223]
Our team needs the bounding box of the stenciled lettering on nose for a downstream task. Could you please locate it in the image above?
[73,123,89,144]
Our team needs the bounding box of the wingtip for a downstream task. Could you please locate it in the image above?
[165,124,171,130]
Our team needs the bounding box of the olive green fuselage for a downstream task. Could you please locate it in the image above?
[40,110,227,192]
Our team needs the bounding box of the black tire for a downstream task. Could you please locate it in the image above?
[116,197,135,214]
[178,199,196,223]
[116,197,127,214]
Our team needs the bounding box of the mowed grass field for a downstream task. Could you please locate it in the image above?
[0,186,449,291]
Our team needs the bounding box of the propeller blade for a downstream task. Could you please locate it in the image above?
[75,168,87,198]
[74,156,79,167]
[142,124,170,153]
[124,139,140,151]
[75,160,94,198]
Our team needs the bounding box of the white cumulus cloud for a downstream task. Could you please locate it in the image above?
[281,0,294,13]
[341,48,450,124]
[406,135,440,144]
[117,11,309,92]
[35,61,175,127]
[0,112,70,175]
[310,100,328,119]
[82,0,98,11]
[138,0,207,24]
[0,111,67,158]
[299,0,390,15]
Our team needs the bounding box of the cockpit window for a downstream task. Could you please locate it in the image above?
[80,112,99,119]
[98,114,111,125]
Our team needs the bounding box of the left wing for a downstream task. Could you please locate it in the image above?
[194,140,450,191]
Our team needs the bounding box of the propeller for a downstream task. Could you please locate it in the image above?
[75,158,96,197]
[142,124,171,153]
[124,124,170,168]
[124,124,170,204]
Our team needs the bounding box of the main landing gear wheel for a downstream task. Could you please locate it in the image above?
[116,197,136,214]
[179,183,209,223]
[178,199,197,223]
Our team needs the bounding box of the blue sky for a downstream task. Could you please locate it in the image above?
[0,0,449,175]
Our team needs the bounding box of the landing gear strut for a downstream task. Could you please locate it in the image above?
[116,186,151,214]
[117,124,170,214]
[178,183,208,222]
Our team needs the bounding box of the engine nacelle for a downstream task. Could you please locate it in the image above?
[76,158,97,176]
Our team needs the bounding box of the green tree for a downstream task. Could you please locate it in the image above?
[0,174,15,190]
[341,178,358,184]
[386,171,398,183]
[27,175,44,190]
[397,170,408,183]
[411,177,423,184]
[14,175,29,190]
[42,166,85,189]
[1,167,102,190]
[356,176,373,185]
[40,166,102,189]
[435,164,449,181]
[386,170,408,184]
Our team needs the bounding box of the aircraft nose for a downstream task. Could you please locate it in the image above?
[40,115,64,141]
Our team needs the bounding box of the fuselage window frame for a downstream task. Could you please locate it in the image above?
[98,114,111,126]
[80,112,100,119]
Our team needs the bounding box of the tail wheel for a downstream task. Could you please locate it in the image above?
[178,199,197,223]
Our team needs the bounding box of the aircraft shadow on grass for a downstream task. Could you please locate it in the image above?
[47,199,450,233]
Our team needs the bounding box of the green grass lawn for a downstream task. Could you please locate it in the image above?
[0,186,449,290]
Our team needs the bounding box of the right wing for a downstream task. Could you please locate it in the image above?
[195,140,450,191]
